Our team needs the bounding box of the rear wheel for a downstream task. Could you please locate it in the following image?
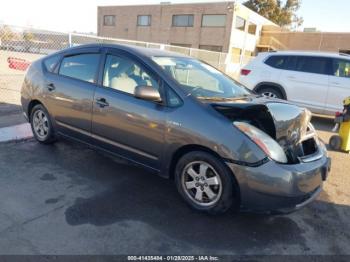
[30,104,56,144]
[258,87,284,99]
[174,151,239,214]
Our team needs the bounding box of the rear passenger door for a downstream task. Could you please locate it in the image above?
[326,58,350,114]
[45,48,101,139]
[279,56,331,114]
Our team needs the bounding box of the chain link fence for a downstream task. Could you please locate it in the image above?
[0,24,253,105]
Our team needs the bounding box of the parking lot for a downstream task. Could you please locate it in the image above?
[0,101,349,255]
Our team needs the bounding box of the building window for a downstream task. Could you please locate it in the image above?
[137,15,151,26]
[340,50,350,55]
[231,48,242,63]
[199,45,223,52]
[201,14,226,27]
[104,15,115,26]
[244,51,253,57]
[248,22,257,35]
[235,16,246,31]
[172,15,194,27]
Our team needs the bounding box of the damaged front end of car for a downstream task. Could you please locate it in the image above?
[212,98,322,165]
[211,97,330,212]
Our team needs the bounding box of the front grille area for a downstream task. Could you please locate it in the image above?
[302,137,318,156]
[285,124,320,164]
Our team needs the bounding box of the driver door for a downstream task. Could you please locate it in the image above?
[91,50,166,170]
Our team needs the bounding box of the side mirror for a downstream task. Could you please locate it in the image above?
[134,85,162,102]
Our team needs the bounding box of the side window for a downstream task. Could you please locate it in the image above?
[103,54,159,95]
[295,56,330,75]
[59,54,100,83]
[44,55,61,73]
[265,55,288,69]
[332,59,350,78]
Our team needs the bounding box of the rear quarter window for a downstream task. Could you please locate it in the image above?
[43,55,61,73]
[264,55,289,69]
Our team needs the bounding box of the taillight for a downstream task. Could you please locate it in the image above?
[240,69,251,76]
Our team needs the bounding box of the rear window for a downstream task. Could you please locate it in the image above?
[59,54,100,83]
[43,55,61,73]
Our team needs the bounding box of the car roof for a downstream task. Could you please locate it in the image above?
[260,50,350,60]
[62,43,189,59]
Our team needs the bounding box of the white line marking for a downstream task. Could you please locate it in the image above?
[0,123,33,143]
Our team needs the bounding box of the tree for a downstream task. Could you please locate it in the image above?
[23,31,35,42]
[243,0,303,29]
[0,25,15,41]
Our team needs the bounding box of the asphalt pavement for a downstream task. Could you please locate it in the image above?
[0,130,349,255]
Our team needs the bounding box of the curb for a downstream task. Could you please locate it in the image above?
[0,123,33,144]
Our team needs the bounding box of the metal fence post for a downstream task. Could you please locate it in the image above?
[68,33,72,48]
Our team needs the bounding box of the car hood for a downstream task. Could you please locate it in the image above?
[210,96,312,153]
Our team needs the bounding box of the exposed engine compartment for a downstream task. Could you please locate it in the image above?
[212,100,319,164]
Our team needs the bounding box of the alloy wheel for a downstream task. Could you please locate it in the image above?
[181,161,222,207]
[32,109,49,140]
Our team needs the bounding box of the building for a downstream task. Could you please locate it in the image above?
[97,1,276,59]
[259,26,350,54]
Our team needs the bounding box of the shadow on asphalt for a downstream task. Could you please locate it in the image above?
[64,166,306,251]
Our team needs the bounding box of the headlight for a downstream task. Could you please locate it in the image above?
[234,122,288,164]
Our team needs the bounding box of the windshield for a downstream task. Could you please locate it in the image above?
[152,56,251,101]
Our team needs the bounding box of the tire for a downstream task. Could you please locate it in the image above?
[258,87,284,99]
[329,135,342,151]
[30,104,56,144]
[174,151,239,215]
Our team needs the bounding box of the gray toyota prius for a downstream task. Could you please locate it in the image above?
[21,44,331,214]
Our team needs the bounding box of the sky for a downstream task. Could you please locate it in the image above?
[0,0,349,33]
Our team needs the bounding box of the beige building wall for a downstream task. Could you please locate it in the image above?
[97,2,234,52]
[261,29,350,53]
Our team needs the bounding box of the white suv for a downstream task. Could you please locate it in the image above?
[239,51,350,115]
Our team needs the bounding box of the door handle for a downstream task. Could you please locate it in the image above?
[287,76,296,80]
[46,83,55,91]
[96,97,109,108]
[330,81,340,85]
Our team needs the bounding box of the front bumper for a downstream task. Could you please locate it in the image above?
[227,147,331,213]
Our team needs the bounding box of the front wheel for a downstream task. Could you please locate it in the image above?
[30,104,56,144]
[175,151,239,214]
[329,135,342,151]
